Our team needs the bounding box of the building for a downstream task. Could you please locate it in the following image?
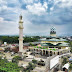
[18,15,24,55]
[0,48,4,52]
[28,27,70,57]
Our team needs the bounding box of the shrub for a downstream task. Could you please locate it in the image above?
[26,62,36,71]
[12,56,22,63]
[69,64,72,70]
[37,61,45,66]
[32,59,37,64]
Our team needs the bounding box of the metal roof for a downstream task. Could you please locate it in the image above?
[40,38,67,42]
[41,43,68,47]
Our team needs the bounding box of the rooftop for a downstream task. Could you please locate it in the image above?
[41,43,69,47]
[40,38,67,42]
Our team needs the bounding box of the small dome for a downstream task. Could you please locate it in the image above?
[50,26,56,32]
[50,26,56,34]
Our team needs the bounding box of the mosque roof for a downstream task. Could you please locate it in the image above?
[41,43,68,47]
[40,38,67,42]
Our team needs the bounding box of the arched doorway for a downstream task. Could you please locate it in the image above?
[58,52,59,55]
[46,51,48,56]
[50,51,52,56]
[54,52,55,55]
[34,49,35,51]
[40,50,42,55]
[36,49,38,51]
[43,50,45,55]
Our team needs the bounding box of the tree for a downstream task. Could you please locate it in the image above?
[4,47,11,52]
[62,57,68,65]
[0,36,40,44]
[69,64,72,70]
[32,59,37,64]
[29,43,34,46]
[5,62,20,72]
[0,58,20,72]
[27,62,35,70]
[12,56,22,63]
[0,62,20,72]
[0,56,2,60]
[69,41,72,53]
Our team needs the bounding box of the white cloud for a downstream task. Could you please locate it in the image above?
[60,0,72,8]
[0,19,18,35]
[0,0,7,5]
[50,7,54,11]
[43,2,48,9]
[0,17,4,22]
[26,2,48,15]
[0,0,72,36]
[0,0,8,12]
[23,0,34,4]
[54,0,72,8]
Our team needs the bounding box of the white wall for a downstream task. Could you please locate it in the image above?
[50,55,59,69]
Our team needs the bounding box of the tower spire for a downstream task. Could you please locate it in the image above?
[18,15,24,55]
[20,14,22,20]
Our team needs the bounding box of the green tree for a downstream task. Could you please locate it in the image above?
[0,56,2,60]
[62,57,68,65]
[0,36,39,44]
[26,62,36,71]
[12,56,22,63]
[32,59,37,64]
[0,58,20,72]
[69,64,72,70]
[29,43,34,46]
[69,41,72,53]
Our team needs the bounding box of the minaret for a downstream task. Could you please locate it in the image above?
[18,15,24,55]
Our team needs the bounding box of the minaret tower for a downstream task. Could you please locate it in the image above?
[19,15,24,54]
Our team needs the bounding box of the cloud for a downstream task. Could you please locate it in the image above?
[50,7,54,11]
[0,0,7,5]
[0,0,7,12]
[0,17,18,35]
[23,0,34,4]
[0,0,72,36]
[53,0,72,8]
[0,17,4,22]
[26,2,48,15]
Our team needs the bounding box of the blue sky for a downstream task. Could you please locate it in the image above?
[0,0,72,36]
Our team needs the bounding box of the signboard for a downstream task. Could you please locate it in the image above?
[50,55,59,69]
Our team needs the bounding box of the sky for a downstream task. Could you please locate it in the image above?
[0,0,72,36]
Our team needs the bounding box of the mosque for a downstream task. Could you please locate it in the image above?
[18,15,70,57]
[28,27,70,56]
